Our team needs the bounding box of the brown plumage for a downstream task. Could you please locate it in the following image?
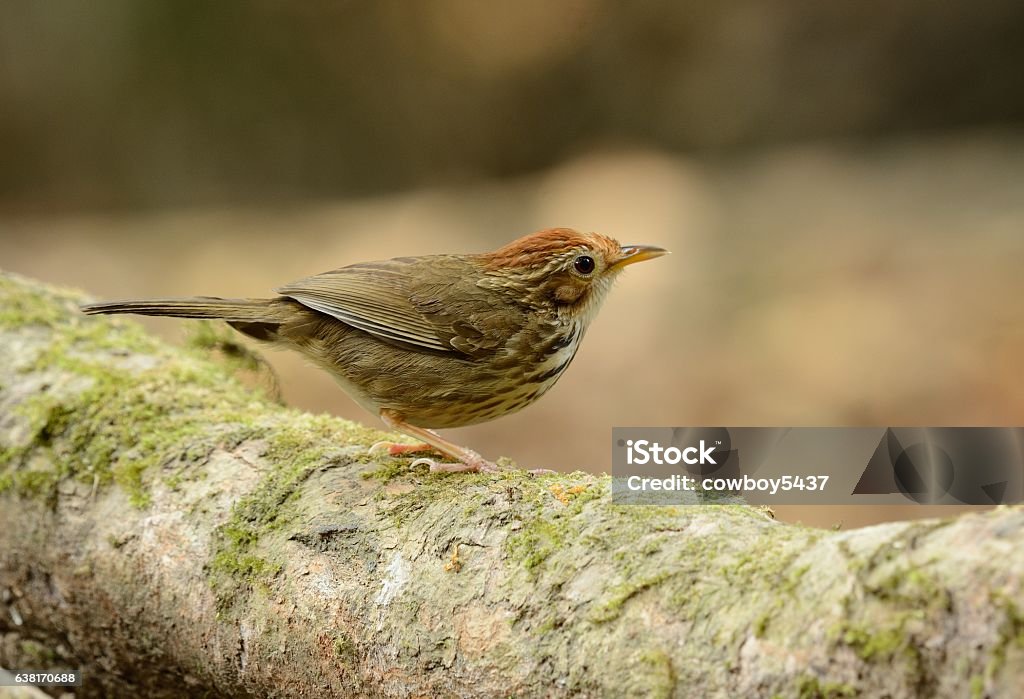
[81,228,668,472]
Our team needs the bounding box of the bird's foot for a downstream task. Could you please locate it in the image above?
[369,441,435,457]
[370,439,499,473]
[412,456,554,476]
[375,410,544,475]
[411,450,502,474]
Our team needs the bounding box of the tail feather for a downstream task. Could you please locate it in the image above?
[80,297,283,323]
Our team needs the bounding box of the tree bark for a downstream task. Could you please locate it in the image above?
[0,270,1022,698]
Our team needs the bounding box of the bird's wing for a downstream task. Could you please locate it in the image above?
[275,257,515,357]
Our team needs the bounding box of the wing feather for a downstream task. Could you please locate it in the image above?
[275,257,512,355]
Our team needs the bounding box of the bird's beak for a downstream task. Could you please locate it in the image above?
[611,244,669,269]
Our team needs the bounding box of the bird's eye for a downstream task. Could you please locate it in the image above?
[573,255,596,275]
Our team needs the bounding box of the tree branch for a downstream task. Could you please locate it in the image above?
[0,271,1022,698]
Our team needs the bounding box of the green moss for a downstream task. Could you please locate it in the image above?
[636,648,676,699]
[2,362,254,507]
[360,458,425,482]
[163,472,184,490]
[502,477,610,576]
[867,565,951,614]
[753,610,771,638]
[0,468,62,504]
[15,295,167,376]
[825,528,965,691]
[0,275,272,507]
[18,639,57,665]
[840,624,908,662]
[107,533,131,549]
[831,562,931,669]
[333,633,357,661]
[970,674,985,699]
[755,561,810,638]
[502,486,807,661]
[210,550,282,580]
[207,413,363,610]
[185,320,283,403]
[983,592,1024,687]
[186,320,260,371]
[565,480,605,514]
[591,571,673,623]
[782,564,811,593]
[0,275,80,327]
[371,467,509,532]
[535,613,562,634]
[795,675,856,699]
[506,516,565,575]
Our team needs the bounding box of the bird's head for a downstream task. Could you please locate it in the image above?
[479,228,668,322]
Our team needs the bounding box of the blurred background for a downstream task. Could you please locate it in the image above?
[2,1,1023,528]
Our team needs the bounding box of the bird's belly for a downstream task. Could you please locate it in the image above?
[406,333,581,429]
[328,371,384,417]
[319,321,581,430]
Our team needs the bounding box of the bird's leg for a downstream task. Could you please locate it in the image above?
[378,409,501,473]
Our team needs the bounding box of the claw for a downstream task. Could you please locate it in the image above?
[373,437,549,476]
[368,441,392,455]
[421,458,472,472]
[413,456,503,473]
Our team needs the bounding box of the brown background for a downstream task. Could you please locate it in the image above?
[2,2,1022,528]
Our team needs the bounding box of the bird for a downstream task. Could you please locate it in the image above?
[81,228,668,472]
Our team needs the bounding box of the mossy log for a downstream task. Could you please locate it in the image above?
[0,271,1022,698]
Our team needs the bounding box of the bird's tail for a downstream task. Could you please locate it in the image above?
[80,297,286,323]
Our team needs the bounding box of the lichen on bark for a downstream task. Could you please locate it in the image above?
[1,271,1022,698]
